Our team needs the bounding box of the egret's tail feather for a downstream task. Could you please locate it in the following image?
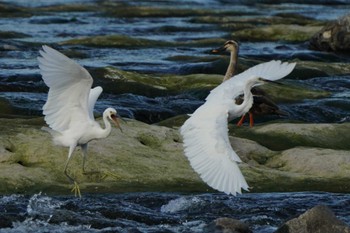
[41,126,62,145]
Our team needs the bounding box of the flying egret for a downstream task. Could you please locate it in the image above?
[38,45,122,197]
[180,60,296,195]
[212,40,288,127]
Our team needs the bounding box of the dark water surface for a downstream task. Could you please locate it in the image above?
[1,192,350,233]
[0,0,349,123]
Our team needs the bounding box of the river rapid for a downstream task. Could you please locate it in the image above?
[1,192,350,233]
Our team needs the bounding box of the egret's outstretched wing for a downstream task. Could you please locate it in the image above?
[38,45,93,132]
[180,103,249,195]
[88,86,103,120]
[180,60,296,195]
[206,60,296,102]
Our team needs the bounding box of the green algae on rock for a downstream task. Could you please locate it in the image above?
[0,118,205,195]
[1,117,350,195]
[295,60,350,78]
[0,31,30,39]
[94,63,329,101]
[104,6,214,18]
[232,24,322,42]
[61,34,169,48]
[258,82,331,103]
[95,66,222,94]
[61,34,226,48]
[233,123,350,151]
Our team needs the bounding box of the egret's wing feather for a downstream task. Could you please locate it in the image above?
[180,103,249,195]
[38,45,93,132]
[206,60,296,102]
[88,86,103,120]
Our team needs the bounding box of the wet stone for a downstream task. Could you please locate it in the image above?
[310,15,350,52]
[204,217,252,233]
[275,205,350,233]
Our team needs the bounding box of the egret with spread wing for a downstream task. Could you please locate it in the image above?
[38,45,122,197]
[181,60,296,195]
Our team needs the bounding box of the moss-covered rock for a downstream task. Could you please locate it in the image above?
[1,117,350,195]
[0,31,30,39]
[93,65,329,102]
[105,6,213,18]
[233,123,350,151]
[293,60,350,78]
[0,3,32,17]
[60,35,169,48]
[0,118,205,195]
[94,66,222,94]
[232,24,322,42]
[61,34,226,48]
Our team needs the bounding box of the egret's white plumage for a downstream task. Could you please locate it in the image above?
[38,45,122,197]
[180,60,296,195]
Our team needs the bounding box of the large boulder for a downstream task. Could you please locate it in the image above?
[204,217,252,233]
[275,205,350,233]
[310,15,350,52]
[1,117,350,195]
[0,117,206,195]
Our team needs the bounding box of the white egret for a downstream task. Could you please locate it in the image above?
[180,60,296,195]
[212,40,288,127]
[38,45,122,197]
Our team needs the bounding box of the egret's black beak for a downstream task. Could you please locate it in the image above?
[264,79,284,86]
[258,78,284,86]
[111,114,123,133]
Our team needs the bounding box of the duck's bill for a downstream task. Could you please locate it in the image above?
[211,46,226,54]
[111,114,123,132]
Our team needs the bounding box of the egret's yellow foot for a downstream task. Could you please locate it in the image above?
[71,181,81,198]
[83,170,100,175]
[101,171,122,180]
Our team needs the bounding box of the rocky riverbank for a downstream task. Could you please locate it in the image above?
[1,116,349,196]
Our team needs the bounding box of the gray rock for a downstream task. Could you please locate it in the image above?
[310,15,350,52]
[1,117,350,195]
[275,205,350,233]
[204,217,252,233]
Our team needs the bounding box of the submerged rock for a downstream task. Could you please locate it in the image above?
[232,24,322,42]
[0,31,30,39]
[310,15,350,53]
[204,217,252,233]
[275,205,350,233]
[61,34,169,48]
[61,34,225,48]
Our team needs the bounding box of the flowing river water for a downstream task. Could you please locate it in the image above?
[1,192,350,233]
[0,0,349,123]
[1,0,350,232]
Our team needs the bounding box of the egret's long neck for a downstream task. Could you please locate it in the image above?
[235,81,254,115]
[223,49,238,82]
[100,115,112,139]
